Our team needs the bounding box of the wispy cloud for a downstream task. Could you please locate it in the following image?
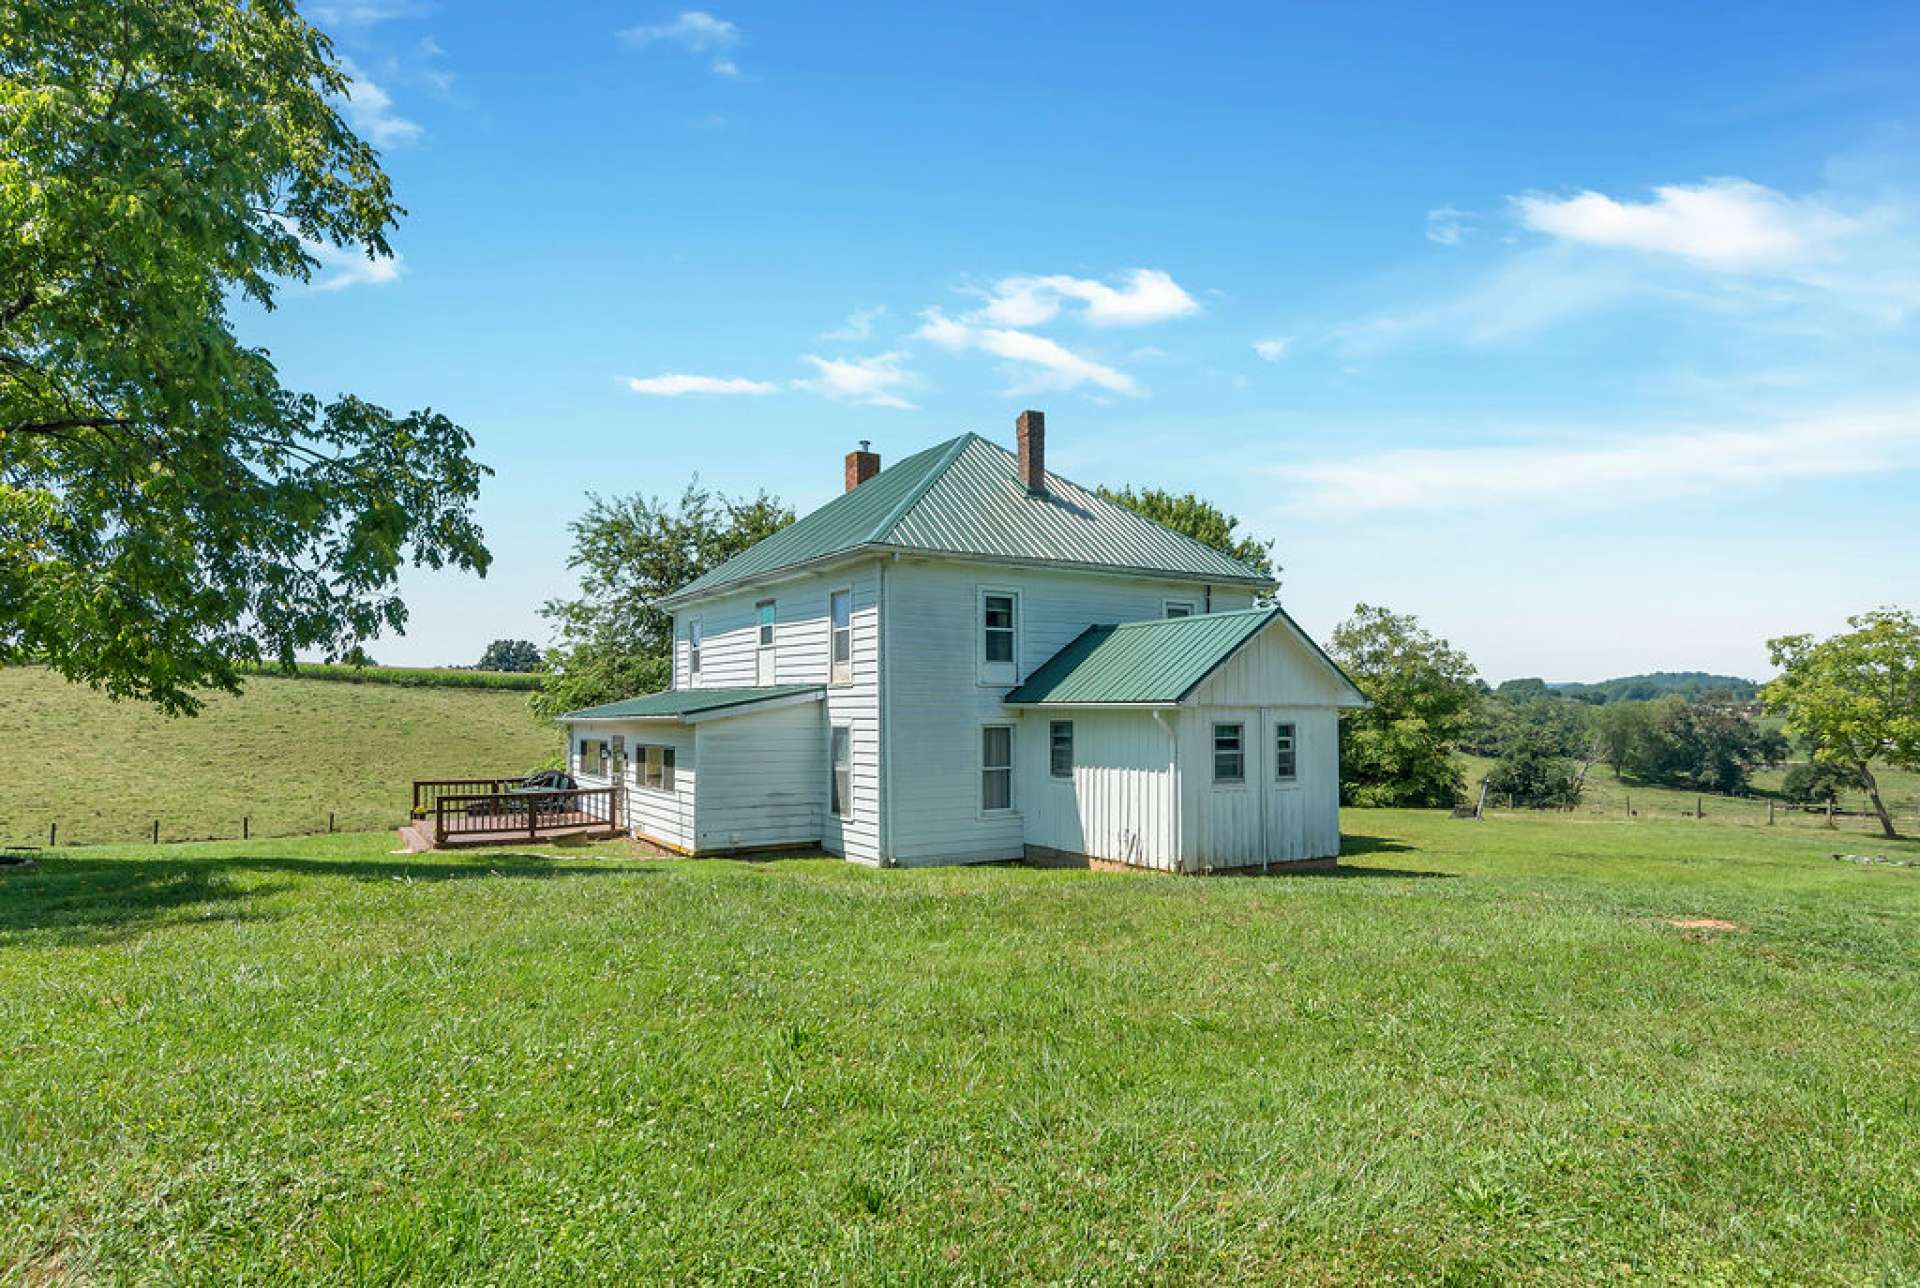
[1512,178,1860,270]
[336,57,421,146]
[1252,336,1291,362]
[625,373,778,396]
[287,220,402,291]
[797,352,919,409]
[618,11,743,76]
[1279,402,1920,512]
[918,310,1138,395]
[312,0,432,28]
[819,306,886,343]
[1426,206,1472,246]
[972,269,1199,328]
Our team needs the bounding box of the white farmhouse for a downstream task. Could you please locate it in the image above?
[559,412,1366,872]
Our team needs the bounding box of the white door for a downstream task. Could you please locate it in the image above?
[1261,709,1306,861]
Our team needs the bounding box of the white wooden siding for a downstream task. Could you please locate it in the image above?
[1176,705,1340,867]
[670,559,883,863]
[692,702,824,851]
[885,558,1256,866]
[1018,710,1179,870]
[569,718,697,851]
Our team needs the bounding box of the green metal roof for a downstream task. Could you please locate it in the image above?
[1003,608,1283,705]
[663,433,1272,605]
[560,684,822,721]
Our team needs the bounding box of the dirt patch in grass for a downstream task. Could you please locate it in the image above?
[1666,916,1745,932]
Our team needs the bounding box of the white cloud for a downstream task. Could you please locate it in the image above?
[1426,206,1472,246]
[625,373,778,396]
[618,11,743,76]
[1512,179,1859,270]
[1252,336,1291,362]
[286,222,402,291]
[974,268,1199,328]
[796,352,919,409]
[820,306,886,343]
[919,310,1138,395]
[1278,403,1920,512]
[312,1,432,28]
[336,58,421,146]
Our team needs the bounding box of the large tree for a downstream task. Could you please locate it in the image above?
[1330,603,1479,807]
[532,481,792,721]
[1095,484,1278,582]
[477,639,542,673]
[1,1,489,714]
[1765,608,1920,839]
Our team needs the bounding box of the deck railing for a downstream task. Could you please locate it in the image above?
[412,777,532,819]
[430,786,619,845]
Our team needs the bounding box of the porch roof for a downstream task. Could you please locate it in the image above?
[560,684,824,722]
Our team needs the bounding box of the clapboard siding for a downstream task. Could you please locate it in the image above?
[1019,710,1179,870]
[568,718,697,851]
[693,702,824,850]
[885,558,1256,865]
[672,560,882,863]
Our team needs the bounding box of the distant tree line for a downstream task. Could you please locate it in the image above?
[1496,672,1761,706]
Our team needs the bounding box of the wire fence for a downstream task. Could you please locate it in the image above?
[1,806,402,850]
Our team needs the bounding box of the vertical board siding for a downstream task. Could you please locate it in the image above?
[1019,710,1178,869]
[1178,704,1341,868]
[692,702,824,851]
[887,559,1254,866]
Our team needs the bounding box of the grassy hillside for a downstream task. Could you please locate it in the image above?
[5,812,1918,1281]
[0,666,558,846]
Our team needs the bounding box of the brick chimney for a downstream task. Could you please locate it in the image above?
[1016,410,1045,493]
[844,440,880,492]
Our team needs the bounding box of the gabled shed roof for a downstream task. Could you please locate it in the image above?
[1003,607,1367,707]
[662,433,1272,606]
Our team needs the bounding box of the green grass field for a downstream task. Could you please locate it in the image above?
[1461,751,1920,840]
[5,812,1918,1282]
[0,666,559,846]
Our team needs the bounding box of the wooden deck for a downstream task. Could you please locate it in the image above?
[403,777,622,851]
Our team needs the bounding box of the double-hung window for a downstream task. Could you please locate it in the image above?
[1049,720,1074,779]
[829,726,851,817]
[755,599,777,684]
[981,725,1014,811]
[979,589,1018,684]
[642,746,676,791]
[829,589,852,685]
[1213,723,1245,784]
[1274,722,1297,782]
[687,618,703,683]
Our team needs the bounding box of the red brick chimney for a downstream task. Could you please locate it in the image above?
[844,440,880,492]
[1016,410,1045,493]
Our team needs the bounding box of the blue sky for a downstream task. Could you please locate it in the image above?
[252,0,1920,682]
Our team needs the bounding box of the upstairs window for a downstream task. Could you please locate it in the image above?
[687,618,703,681]
[756,599,776,647]
[1164,600,1195,618]
[983,594,1015,663]
[1049,720,1074,779]
[829,589,852,685]
[1213,723,1244,784]
[1274,722,1297,782]
[982,725,1013,811]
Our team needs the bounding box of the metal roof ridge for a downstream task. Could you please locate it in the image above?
[869,432,978,545]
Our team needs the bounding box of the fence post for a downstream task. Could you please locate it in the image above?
[328,812,335,834]
[1767,800,1775,826]
[152,819,160,844]
[1696,796,1703,819]
[49,821,56,846]
[1625,794,1631,818]
[1827,799,1836,829]
[243,816,249,840]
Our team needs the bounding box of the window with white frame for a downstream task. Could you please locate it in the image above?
[829,726,851,817]
[756,599,777,684]
[1274,722,1297,782]
[756,599,776,647]
[983,593,1015,662]
[1049,720,1074,779]
[640,745,677,791]
[687,617,703,682]
[580,737,609,776]
[1164,600,1195,618]
[1213,722,1245,784]
[981,725,1013,811]
[829,589,852,685]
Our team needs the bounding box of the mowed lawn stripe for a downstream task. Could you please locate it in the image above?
[3,811,1918,1282]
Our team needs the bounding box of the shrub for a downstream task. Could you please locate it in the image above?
[1781,762,1864,806]
[1483,733,1584,809]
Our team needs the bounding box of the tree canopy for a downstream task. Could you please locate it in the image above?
[477,639,542,673]
[531,481,793,721]
[1330,603,1479,807]
[1095,484,1278,582]
[1765,608,1920,838]
[1,0,490,714]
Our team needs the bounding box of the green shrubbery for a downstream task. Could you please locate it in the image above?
[241,662,544,691]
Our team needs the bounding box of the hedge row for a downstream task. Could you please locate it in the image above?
[244,662,545,691]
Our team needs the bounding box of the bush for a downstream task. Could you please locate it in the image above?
[1483,734,1584,809]
[1781,761,1863,806]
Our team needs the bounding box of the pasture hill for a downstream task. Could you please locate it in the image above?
[0,666,557,846]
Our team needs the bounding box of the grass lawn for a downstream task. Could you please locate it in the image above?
[5,812,1919,1282]
[0,666,558,847]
